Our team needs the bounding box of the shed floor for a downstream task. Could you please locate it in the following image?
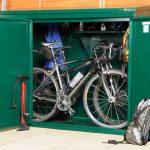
[0,127,149,150]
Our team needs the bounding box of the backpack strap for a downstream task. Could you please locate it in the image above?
[108,134,127,145]
[141,107,150,145]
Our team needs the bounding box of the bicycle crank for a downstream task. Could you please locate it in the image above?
[56,94,75,115]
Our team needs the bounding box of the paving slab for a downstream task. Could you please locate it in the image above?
[0,127,149,150]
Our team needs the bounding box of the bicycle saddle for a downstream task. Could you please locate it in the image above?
[41,42,62,47]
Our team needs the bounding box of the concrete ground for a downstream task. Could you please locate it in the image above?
[0,127,150,150]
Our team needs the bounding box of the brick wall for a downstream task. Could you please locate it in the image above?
[105,0,150,8]
[0,0,150,10]
[0,0,99,10]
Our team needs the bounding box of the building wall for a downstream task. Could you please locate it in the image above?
[41,0,100,10]
[0,0,99,10]
[0,0,150,10]
[105,0,150,8]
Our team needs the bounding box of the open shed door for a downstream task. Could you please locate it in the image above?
[129,17,150,120]
[0,19,32,129]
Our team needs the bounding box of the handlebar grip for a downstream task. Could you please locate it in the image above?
[33,50,39,53]
[93,38,101,42]
[63,45,72,49]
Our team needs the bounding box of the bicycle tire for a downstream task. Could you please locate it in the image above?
[83,69,128,128]
[33,67,59,122]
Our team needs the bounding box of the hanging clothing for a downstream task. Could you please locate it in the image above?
[46,23,63,48]
[44,23,65,72]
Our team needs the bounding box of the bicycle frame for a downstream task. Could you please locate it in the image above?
[49,45,100,96]
[49,43,117,102]
[54,54,97,98]
[68,65,96,99]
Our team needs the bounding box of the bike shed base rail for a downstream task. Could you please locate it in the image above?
[32,122,126,136]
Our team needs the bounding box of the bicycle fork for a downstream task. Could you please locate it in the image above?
[101,70,117,103]
[94,47,113,100]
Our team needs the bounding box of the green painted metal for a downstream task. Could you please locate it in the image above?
[127,21,133,122]
[0,9,135,21]
[128,18,150,121]
[132,16,150,21]
[32,121,126,135]
[0,19,33,129]
[1,8,148,135]
[76,31,125,57]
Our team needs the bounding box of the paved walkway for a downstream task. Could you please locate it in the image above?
[0,127,149,150]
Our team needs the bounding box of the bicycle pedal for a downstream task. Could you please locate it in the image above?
[69,110,75,116]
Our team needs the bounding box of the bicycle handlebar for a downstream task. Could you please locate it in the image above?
[94,42,122,62]
[93,37,121,49]
[93,37,101,42]
[55,45,72,52]
[96,44,121,51]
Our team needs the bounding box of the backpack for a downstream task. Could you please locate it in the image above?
[108,98,150,145]
[126,98,150,145]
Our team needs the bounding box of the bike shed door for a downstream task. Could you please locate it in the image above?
[128,17,150,121]
[0,18,33,130]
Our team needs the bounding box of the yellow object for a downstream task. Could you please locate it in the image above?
[123,28,129,48]
[123,28,129,62]
[125,49,129,62]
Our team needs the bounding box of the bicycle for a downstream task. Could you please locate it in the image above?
[33,39,128,129]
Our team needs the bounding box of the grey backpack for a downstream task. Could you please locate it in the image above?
[126,98,150,145]
[108,98,150,145]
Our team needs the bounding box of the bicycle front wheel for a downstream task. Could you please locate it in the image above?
[33,67,59,122]
[83,69,128,128]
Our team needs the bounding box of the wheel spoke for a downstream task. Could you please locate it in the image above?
[33,76,50,93]
[116,74,120,87]
[115,104,126,120]
[101,102,109,113]
[91,84,107,96]
[114,79,127,96]
[92,110,98,115]
[95,100,108,107]
[117,103,127,111]
[34,76,42,85]
[33,68,58,121]
[88,90,108,99]
[88,98,108,103]
[113,103,120,123]
[111,102,112,121]
[104,103,111,124]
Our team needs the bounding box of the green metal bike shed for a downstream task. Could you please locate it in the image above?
[0,8,150,135]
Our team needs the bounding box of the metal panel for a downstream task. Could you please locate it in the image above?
[0,8,136,133]
[129,18,150,120]
[0,8,135,21]
[32,122,126,135]
[0,20,32,129]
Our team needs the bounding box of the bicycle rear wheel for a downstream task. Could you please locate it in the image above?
[33,67,59,122]
[83,69,128,128]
